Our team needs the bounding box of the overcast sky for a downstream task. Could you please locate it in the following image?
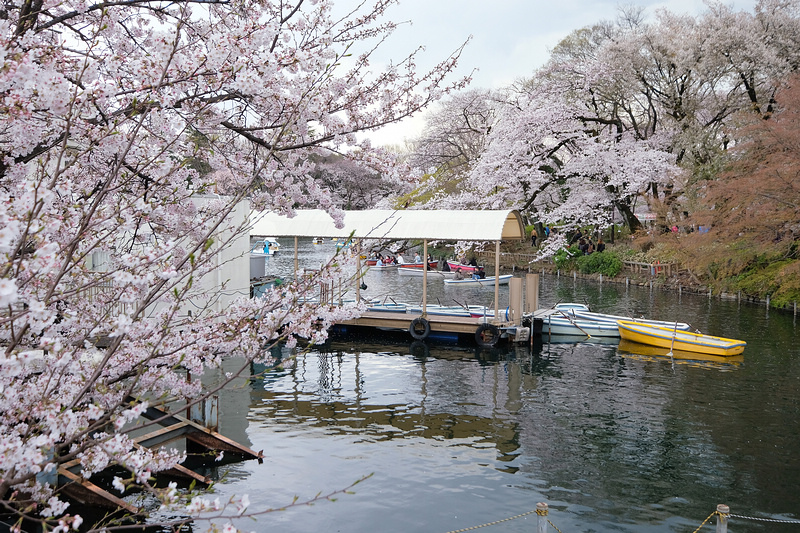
[336,0,759,146]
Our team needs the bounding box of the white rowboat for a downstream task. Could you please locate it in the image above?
[444,275,513,287]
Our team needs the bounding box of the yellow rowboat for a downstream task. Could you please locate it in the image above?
[617,339,744,367]
[617,320,746,357]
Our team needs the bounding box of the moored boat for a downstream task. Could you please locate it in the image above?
[404,304,478,317]
[366,302,408,313]
[617,339,745,366]
[617,320,746,356]
[541,313,622,337]
[443,274,513,287]
[561,306,692,331]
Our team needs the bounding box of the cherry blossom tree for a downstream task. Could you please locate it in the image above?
[409,88,499,178]
[313,156,410,209]
[425,83,679,242]
[0,0,467,530]
[540,0,800,226]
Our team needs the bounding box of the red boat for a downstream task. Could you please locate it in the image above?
[366,259,438,269]
[446,260,480,272]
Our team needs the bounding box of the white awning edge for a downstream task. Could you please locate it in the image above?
[249,209,525,241]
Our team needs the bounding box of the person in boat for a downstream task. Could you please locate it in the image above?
[414,252,422,263]
[376,256,384,267]
[454,268,465,280]
[441,260,451,272]
[396,253,405,264]
[477,266,486,279]
[468,257,478,267]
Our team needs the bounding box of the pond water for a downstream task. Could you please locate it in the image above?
[208,238,800,532]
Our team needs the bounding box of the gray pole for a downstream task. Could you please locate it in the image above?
[536,502,548,533]
[422,239,428,316]
[715,504,729,533]
[494,240,500,322]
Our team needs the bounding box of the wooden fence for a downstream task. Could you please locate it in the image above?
[473,251,675,278]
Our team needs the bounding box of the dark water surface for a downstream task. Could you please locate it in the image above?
[212,239,800,532]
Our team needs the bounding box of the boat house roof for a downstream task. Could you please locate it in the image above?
[250,209,526,242]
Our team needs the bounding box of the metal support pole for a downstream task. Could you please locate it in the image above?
[355,240,361,302]
[536,502,548,533]
[494,240,500,322]
[715,504,729,533]
[422,240,428,316]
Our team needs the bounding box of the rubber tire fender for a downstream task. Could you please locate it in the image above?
[475,323,500,347]
[408,317,431,340]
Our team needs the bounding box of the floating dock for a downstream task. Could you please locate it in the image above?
[336,309,534,347]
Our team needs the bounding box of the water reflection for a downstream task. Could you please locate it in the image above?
[617,339,744,370]
[214,239,800,533]
[249,343,525,470]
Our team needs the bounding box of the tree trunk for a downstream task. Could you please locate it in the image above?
[615,202,642,233]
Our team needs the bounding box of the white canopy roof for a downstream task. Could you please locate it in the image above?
[250,209,525,241]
